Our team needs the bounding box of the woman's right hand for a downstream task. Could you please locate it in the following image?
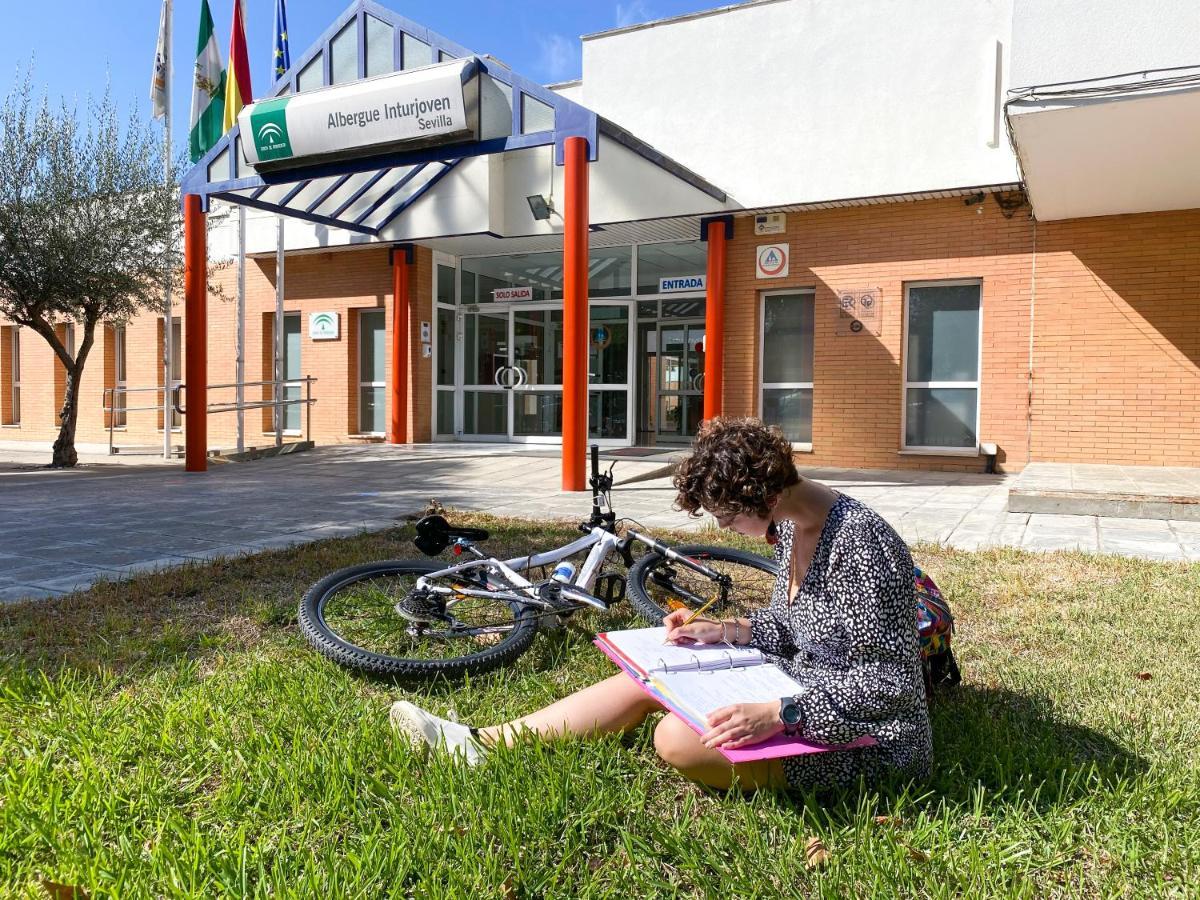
[663,608,725,645]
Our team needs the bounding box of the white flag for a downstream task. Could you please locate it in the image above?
[150,0,170,120]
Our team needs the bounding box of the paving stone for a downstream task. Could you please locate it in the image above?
[4,446,1196,602]
[1098,517,1178,531]
[24,568,113,593]
[1028,513,1098,530]
[1099,527,1176,545]
[0,584,66,603]
[1023,534,1099,552]
[1099,538,1185,560]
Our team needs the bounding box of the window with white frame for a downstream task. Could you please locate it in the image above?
[358,309,387,435]
[434,261,457,437]
[760,290,814,444]
[113,325,127,427]
[161,317,182,430]
[903,281,981,449]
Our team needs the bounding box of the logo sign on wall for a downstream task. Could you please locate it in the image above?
[658,275,706,293]
[492,286,534,302]
[755,244,789,279]
[309,311,340,340]
[835,288,882,337]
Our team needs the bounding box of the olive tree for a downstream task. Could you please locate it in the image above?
[0,75,183,467]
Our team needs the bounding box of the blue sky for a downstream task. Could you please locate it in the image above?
[1,0,716,152]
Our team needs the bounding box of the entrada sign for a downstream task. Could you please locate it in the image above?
[658,275,706,293]
[239,59,479,171]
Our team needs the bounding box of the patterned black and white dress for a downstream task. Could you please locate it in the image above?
[748,494,932,791]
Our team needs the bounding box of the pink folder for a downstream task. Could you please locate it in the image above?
[595,639,875,763]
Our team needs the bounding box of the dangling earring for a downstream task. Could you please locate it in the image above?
[766,519,779,545]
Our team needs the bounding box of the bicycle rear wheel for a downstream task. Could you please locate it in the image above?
[298,560,538,680]
[627,545,779,625]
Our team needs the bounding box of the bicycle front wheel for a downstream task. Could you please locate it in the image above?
[627,545,780,625]
[298,560,538,680]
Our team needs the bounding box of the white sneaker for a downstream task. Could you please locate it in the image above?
[390,700,487,766]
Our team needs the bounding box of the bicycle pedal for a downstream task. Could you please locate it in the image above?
[595,573,626,604]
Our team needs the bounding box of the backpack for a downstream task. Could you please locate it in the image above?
[914,566,961,697]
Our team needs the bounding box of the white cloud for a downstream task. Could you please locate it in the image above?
[616,1,652,28]
[537,33,575,81]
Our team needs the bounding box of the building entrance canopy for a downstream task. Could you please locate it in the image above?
[178,0,736,487]
[181,2,730,245]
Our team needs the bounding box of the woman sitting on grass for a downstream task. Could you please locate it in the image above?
[391,417,932,792]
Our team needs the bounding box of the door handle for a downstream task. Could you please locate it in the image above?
[494,365,517,389]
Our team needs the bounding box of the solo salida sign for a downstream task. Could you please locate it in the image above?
[239,58,477,170]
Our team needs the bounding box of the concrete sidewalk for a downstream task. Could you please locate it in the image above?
[1,444,1196,603]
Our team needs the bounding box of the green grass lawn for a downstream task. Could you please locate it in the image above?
[2,514,1198,898]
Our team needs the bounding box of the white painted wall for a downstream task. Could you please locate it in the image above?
[1011,0,1200,88]
[579,0,1019,207]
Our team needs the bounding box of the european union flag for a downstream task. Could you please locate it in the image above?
[272,0,291,82]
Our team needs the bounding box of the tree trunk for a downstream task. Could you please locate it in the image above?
[49,321,96,469]
[51,365,82,468]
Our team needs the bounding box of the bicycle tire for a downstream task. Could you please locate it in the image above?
[298,559,539,680]
[627,545,780,626]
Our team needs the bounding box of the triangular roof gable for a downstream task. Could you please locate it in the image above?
[181,0,598,213]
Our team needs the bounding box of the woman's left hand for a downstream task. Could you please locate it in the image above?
[701,701,785,750]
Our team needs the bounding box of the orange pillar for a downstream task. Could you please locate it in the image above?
[183,194,207,473]
[389,245,411,444]
[702,217,730,422]
[562,136,589,491]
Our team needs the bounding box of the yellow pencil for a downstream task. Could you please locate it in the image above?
[681,595,719,626]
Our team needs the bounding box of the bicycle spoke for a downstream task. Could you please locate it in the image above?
[642,556,776,620]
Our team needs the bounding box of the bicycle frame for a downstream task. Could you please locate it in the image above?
[414,526,624,613]
[411,444,730,618]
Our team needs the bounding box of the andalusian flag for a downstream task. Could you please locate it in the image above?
[223,0,253,132]
[189,0,225,163]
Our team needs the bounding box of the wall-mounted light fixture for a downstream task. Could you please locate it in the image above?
[526,194,553,221]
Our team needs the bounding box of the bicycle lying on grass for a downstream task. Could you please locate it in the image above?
[299,446,778,679]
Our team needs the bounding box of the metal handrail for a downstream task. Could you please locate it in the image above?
[103,377,317,456]
[103,385,182,456]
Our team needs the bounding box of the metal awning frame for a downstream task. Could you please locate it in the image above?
[178,0,616,239]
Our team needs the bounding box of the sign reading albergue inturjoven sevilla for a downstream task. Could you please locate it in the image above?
[238,59,478,171]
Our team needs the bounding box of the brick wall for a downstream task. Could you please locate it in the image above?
[719,197,1200,471]
[1,200,1197,470]
[0,239,434,452]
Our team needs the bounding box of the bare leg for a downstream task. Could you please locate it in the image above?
[479,673,663,747]
[653,713,788,792]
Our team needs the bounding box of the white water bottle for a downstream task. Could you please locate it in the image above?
[551,562,575,584]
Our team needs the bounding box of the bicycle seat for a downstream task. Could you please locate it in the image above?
[412,514,490,556]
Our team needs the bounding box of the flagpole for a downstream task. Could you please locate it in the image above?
[163,0,174,460]
[275,217,284,448]
[236,206,246,453]
[272,0,288,449]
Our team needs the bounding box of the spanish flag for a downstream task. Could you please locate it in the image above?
[223,0,253,132]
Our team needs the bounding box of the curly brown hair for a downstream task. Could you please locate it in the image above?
[673,417,800,518]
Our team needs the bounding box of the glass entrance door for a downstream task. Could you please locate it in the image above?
[455,301,633,445]
[656,321,705,442]
[511,307,564,442]
[461,310,508,439]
